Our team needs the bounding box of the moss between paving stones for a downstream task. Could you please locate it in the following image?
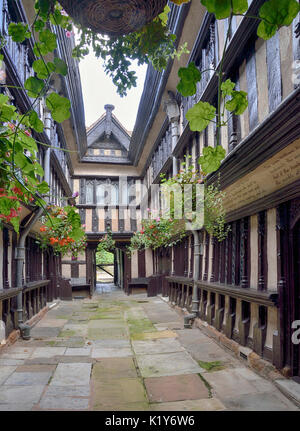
[127,318,156,338]
[58,329,77,338]
[198,360,225,372]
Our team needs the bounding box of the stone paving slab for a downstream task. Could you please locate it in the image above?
[222,391,299,411]
[0,359,24,366]
[94,401,150,411]
[4,371,52,386]
[203,368,273,398]
[51,337,86,348]
[92,378,147,409]
[145,374,209,403]
[274,379,300,407]
[0,385,45,404]
[50,363,92,386]
[30,327,61,338]
[15,364,56,373]
[0,346,34,359]
[150,398,226,411]
[39,396,89,410]
[132,338,184,355]
[92,358,138,380]
[154,322,184,330]
[34,319,67,328]
[31,347,66,358]
[92,339,131,348]
[0,403,34,411]
[44,385,90,397]
[136,351,204,378]
[64,347,92,356]
[134,330,178,341]
[91,347,132,359]
[0,366,17,385]
[61,324,88,337]
[88,319,124,329]
[88,327,128,340]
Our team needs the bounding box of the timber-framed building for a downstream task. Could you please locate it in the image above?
[0,0,300,382]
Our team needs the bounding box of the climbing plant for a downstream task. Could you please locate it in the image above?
[160,157,230,241]
[176,0,300,173]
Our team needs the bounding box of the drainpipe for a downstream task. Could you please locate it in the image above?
[184,230,201,328]
[16,109,51,335]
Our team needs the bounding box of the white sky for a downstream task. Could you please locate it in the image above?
[78,52,147,132]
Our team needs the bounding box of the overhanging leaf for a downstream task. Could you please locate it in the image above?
[225,90,248,115]
[24,77,45,98]
[29,110,44,133]
[186,101,216,132]
[8,23,31,42]
[177,62,201,97]
[221,79,235,96]
[257,0,300,40]
[198,145,226,174]
[46,93,71,123]
[201,0,248,19]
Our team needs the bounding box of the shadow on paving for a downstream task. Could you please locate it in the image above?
[0,289,298,411]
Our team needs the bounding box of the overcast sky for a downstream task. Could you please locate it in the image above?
[78,52,147,132]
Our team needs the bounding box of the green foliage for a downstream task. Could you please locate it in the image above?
[8,23,31,42]
[29,110,44,133]
[96,250,114,265]
[225,90,248,115]
[257,0,300,40]
[177,62,201,97]
[128,211,186,252]
[186,101,216,132]
[160,163,229,241]
[46,93,71,123]
[221,78,236,97]
[24,77,45,98]
[37,205,87,257]
[33,29,57,56]
[198,146,226,175]
[201,0,248,19]
[204,180,230,241]
[72,4,187,96]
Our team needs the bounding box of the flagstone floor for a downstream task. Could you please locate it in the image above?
[0,287,298,411]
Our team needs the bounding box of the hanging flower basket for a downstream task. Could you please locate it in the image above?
[59,0,167,36]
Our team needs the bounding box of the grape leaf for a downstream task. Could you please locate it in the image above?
[33,59,50,79]
[8,23,31,43]
[24,77,45,98]
[201,0,248,19]
[221,79,235,96]
[198,145,226,174]
[33,29,57,56]
[186,101,216,131]
[225,90,248,115]
[46,93,71,123]
[177,62,201,97]
[257,0,300,40]
[29,110,44,133]
[53,58,68,76]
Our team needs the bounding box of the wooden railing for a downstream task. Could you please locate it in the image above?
[166,275,278,361]
[0,280,49,339]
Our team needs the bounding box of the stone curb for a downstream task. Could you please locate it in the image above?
[0,301,59,354]
[169,303,284,382]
